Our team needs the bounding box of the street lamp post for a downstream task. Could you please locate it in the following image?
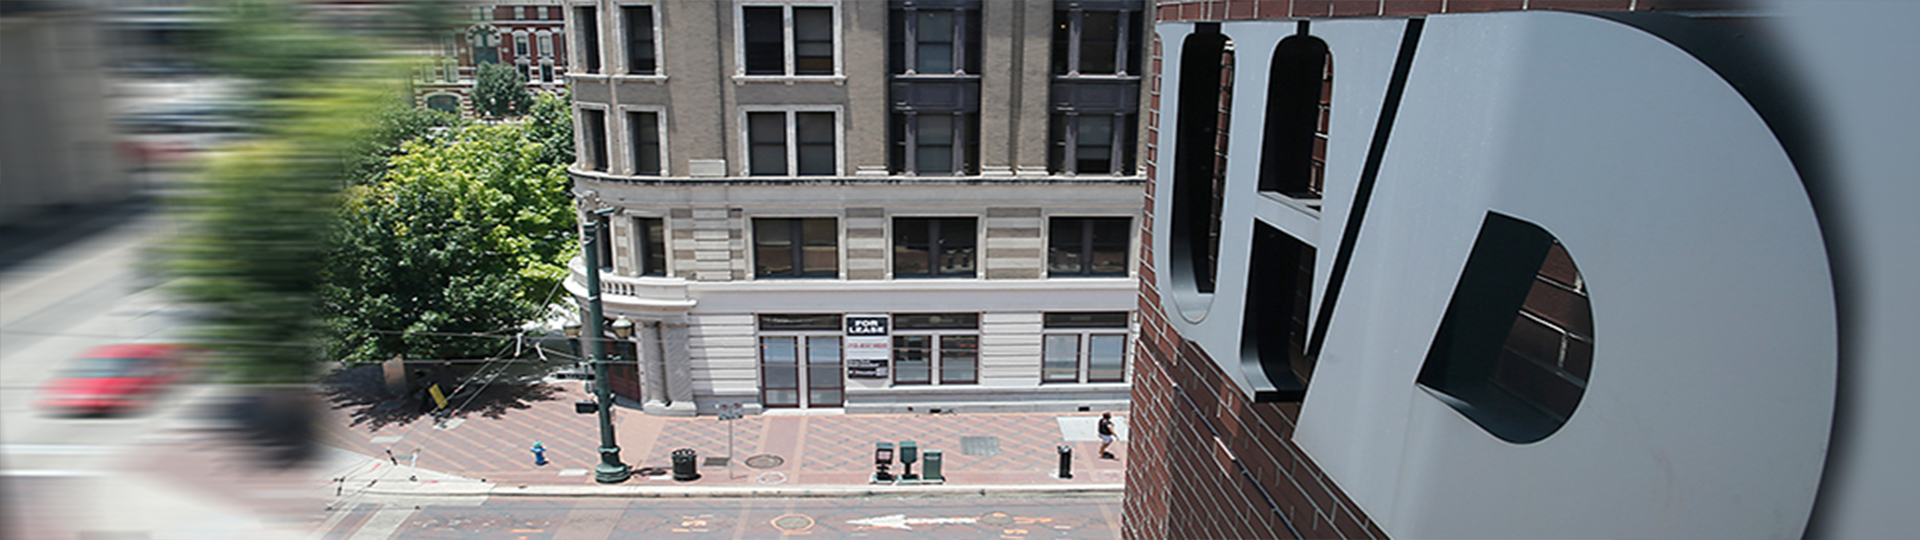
[579,215,632,484]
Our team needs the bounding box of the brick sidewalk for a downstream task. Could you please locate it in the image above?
[317,381,1128,490]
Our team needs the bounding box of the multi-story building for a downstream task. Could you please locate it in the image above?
[1126,1,1920,539]
[2,0,128,227]
[563,1,1150,416]
[413,1,570,114]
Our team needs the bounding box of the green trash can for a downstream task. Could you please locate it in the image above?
[923,449,943,482]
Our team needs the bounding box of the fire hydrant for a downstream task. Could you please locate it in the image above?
[531,441,548,466]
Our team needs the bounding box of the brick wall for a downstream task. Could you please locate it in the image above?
[1124,1,1719,538]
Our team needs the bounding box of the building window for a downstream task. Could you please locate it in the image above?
[754,218,838,278]
[1417,213,1593,444]
[758,314,845,408]
[892,217,975,278]
[623,5,656,75]
[1259,32,1332,199]
[890,113,978,175]
[574,6,602,74]
[746,110,838,176]
[1048,217,1129,277]
[540,61,554,83]
[888,1,981,175]
[1042,312,1129,383]
[538,33,552,57]
[742,5,836,76]
[632,217,666,276]
[514,6,525,20]
[1052,5,1140,76]
[1048,2,1143,176]
[892,313,979,385]
[581,108,608,172]
[626,110,662,176]
[515,32,529,57]
[1049,113,1136,175]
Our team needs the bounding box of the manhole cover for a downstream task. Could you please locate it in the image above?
[703,456,729,467]
[962,436,1001,456]
[772,514,814,531]
[757,471,788,484]
[745,454,785,469]
[980,511,1015,527]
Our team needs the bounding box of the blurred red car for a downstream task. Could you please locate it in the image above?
[37,344,195,416]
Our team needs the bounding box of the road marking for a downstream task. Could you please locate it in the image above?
[847,514,979,530]
[348,505,416,540]
[0,469,107,477]
[0,444,119,455]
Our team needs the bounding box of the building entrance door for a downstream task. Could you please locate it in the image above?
[760,336,844,408]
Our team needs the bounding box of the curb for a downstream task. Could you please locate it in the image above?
[360,482,1126,499]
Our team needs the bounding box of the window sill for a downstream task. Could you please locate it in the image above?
[609,74,669,84]
[732,74,847,86]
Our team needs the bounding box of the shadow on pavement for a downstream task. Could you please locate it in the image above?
[322,361,563,432]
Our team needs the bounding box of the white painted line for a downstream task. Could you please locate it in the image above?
[0,444,119,455]
[0,469,108,477]
[348,505,416,540]
[558,469,588,476]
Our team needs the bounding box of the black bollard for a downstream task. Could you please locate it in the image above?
[1057,444,1073,479]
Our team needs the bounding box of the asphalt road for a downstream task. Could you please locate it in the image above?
[316,494,1125,540]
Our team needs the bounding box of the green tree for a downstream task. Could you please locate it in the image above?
[169,74,392,382]
[473,62,532,119]
[348,102,465,185]
[526,90,575,167]
[201,2,365,89]
[322,123,574,364]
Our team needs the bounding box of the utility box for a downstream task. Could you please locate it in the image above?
[923,450,944,482]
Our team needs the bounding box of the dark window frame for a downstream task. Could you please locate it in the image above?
[891,312,980,386]
[627,110,662,176]
[632,216,667,277]
[888,1,982,176]
[742,4,837,77]
[753,217,840,279]
[745,110,839,177]
[891,217,977,278]
[581,108,609,172]
[573,6,601,74]
[622,5,657,75]
[1048,217,1131,277]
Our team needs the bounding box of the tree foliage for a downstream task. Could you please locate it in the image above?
[201,2,365,87]
[169,73,393,382]
[322,122,574,364]
[348,103,465,185]
[473,62,532,119]
[526,90,575,167]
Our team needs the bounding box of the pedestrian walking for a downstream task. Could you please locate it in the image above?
[531,441,548,466]
[1098,412,1117,459]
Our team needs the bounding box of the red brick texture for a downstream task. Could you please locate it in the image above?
[1127,2,1697,539]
